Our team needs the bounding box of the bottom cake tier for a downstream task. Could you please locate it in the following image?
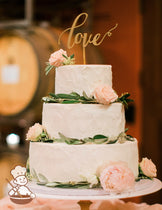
[29,140,139,183]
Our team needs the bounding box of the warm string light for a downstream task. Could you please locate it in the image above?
[58,13,118,64]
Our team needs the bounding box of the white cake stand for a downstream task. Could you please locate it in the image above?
[28,178,162,210]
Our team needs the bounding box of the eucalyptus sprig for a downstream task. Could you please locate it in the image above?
[42,91,133,107]
[40,181,96,189]
[42,91,98,104]
[114,93,134,108]
[30,169,99,189]
[45,63,54,75]
[38,129,134,145]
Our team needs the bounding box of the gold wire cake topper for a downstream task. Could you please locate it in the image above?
[58,12,118,64]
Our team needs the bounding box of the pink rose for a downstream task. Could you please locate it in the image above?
[94,85,118,105]
[49,49,67,67]
[26,123,43,141]
[140,158,157,178]
[99,162,135,193]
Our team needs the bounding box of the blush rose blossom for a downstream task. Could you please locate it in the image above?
[94,85,118,105]
[140,158,157,178]
[26,123,43,141]
[99,162,135,193]
[49,49,67,67]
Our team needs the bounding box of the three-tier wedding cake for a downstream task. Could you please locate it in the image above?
[26,50,157,193]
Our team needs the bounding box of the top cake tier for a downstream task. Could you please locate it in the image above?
[55,65,112,96]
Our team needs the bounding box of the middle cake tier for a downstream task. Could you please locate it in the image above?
[42,103,125,139]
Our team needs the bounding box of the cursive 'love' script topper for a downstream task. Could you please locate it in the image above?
[58,13,118,64]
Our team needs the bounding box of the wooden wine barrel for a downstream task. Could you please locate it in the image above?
[0,27,104,118]
[0,27,56,117]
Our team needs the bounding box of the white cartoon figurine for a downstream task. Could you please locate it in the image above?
[8,166,35,198]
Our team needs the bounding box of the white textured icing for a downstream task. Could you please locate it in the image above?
[29,140,139,182]
[55,65,112,96]
[42,103,125,139]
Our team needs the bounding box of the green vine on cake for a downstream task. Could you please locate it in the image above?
[29,168,99,189]
[44,129,134,145]
[27,160,157,191]
[26,124,135,145]
[27,159,157,190]
[42,91,133,108]
[42,91,97,104]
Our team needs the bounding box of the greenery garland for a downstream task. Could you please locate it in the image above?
[42,92,133,108]
[27,166,151,190]
[28,168,100,189]
[31,128,135,145]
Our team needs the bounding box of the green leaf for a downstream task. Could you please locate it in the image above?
[93,134,108,144]
[56,133,88,144]
[37,182,46,185]
[125,128,129,133]
[46,182,58,187]
[41,133,46,138]
[38,173,48,183]
[126,99,134,102]
[119,93,130,100]
[71,139,84,145]
[94,138,108,144]
[42,139,54,143]
[57,133,82,145]
[37,181,47,185]
[93,134,107,139]
[53,138,65,143]
[70,54,74,59]
[49,93,58,98]
[116,93,134,108]
[82,91,90,100]
[58,133,71,141]
[83,137,93,143]
[107,139,118,144]
[56,93,79,99]
[31,168,39,182]
[82,100,98,104]
[55,94,72,99]
[70,92,81,98]
[61,100,80,104]
[125,135,134,141]
[45,64,54,75]
[62,54,68,59]
[64,139,72,144]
